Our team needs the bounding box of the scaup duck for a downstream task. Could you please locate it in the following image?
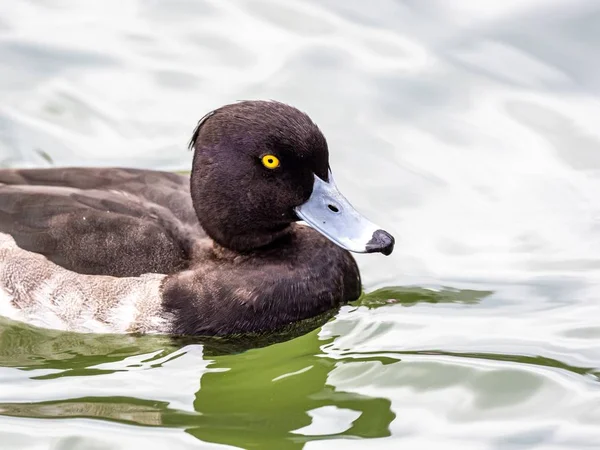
[0,100,394,336]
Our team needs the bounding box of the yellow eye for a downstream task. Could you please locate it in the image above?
[261,154,280,169]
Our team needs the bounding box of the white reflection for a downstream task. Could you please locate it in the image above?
[0,416,234,450]
[291,406,361,436]
[0,344,210,413]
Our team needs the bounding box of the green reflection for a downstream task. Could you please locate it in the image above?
[0,314,397,449]
[0,398,168,426]
[354,285,494,308]
[187,328,396,449]
[0,285,596,450]
[0,316,175,371]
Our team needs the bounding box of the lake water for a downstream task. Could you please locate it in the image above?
[1,0,600,448]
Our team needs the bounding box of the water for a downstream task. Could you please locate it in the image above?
[1,0,600,448]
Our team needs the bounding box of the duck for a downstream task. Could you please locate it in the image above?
[0,100,394,337]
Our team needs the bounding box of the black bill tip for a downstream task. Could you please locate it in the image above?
[365,229,395,256]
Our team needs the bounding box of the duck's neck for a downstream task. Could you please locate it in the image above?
[209,224,293,254]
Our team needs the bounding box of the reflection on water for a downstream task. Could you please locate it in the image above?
[0,317,397,449]
[0,284,599,449]
[2,0,600,448]
[354,285,493,308]
[0,401,166,426]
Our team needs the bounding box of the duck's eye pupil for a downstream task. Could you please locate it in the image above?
[262,154,280,169]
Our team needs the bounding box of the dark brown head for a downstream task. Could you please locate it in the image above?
[188,100,394,255]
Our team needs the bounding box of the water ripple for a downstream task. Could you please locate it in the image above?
[1,0,600,448]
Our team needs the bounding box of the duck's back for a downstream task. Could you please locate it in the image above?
[0,167,204,277]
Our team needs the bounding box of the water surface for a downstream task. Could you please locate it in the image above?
[1,0,600,448]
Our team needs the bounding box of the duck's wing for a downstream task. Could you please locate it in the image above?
[0,182,198,277]
[0,167,198,226]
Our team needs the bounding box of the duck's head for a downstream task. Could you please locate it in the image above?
[188,100,394,256]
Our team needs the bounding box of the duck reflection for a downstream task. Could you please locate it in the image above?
[0,304,397,449]
[0,400,165,426]
[184,322,397,448]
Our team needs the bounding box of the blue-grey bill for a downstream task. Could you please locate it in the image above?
[294,171,394,255]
